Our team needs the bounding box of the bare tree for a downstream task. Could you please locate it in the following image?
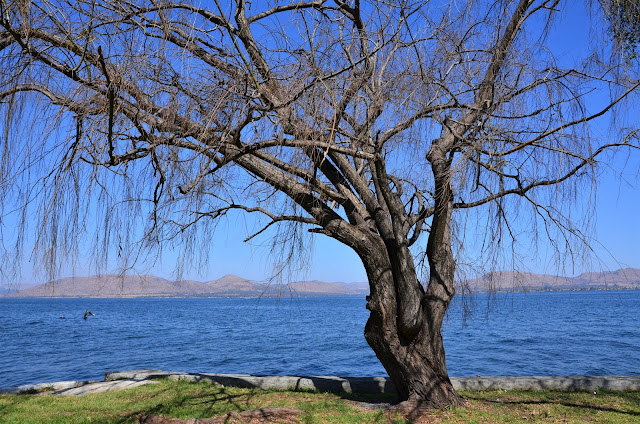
[1,0,638,408]
[601,0,640,59]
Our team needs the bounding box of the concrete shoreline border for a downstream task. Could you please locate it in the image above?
[3,369,640,396]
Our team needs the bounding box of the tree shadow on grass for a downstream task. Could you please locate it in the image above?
[339,391,397,407]
[102,385,257,424]
[188,386,261,414]
[466,391,640,418]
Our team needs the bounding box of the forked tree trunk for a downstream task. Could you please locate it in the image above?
[357,238,464,408]
[353,136,464,408]
[364,298,462,407]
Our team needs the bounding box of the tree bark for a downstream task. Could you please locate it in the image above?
[356,235,464,408]
[350,132,463,408]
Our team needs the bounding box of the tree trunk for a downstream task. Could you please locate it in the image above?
[364,306,463,408]
[357,238,464,408]
[353,135,463,408]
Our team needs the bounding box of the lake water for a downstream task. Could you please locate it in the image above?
[1,290,639,388]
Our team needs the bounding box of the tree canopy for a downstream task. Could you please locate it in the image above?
[602,0,640,59]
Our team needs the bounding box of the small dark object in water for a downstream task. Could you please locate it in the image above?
[59,316,66,319]
[83,310,95,320]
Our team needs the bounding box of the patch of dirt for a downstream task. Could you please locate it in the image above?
[138,407,303,424]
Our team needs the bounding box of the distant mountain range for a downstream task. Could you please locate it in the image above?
[2,268,639,298]
[2,274,369,298]
[463,268,640,292]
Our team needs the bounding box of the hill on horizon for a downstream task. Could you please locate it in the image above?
[3,268,639,298]
[463,267,640,292]
[2,274,369,298]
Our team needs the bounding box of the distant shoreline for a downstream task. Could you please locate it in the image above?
[3,268,639,297]
[1,294,367,299]
[3,286,640,299]
[467,286,640,294]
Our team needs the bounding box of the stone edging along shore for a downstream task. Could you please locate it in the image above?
[3,369,640,396]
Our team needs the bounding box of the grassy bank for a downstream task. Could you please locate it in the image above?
[1,378,639,423]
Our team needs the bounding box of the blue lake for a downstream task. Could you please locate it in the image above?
[1,290,639,388]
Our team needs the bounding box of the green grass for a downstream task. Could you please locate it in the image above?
[0,379,638,423]
[455,389,640,423]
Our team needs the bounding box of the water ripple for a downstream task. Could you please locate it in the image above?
[1,291,639,387]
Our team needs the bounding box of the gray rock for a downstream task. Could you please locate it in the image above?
[105,370,640,393]
[104,369,396,393]
[1,379,156,396]
[50,379,158,396]
[1,380,87,394]
[451,376,640,391]
[4,370,640,396]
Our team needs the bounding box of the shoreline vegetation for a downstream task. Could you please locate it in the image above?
[3,268,640,298]
[1,378,639,423]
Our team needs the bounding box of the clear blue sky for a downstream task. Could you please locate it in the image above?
[9,0,640,286]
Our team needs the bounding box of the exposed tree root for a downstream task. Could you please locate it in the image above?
[385,396,469,423]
